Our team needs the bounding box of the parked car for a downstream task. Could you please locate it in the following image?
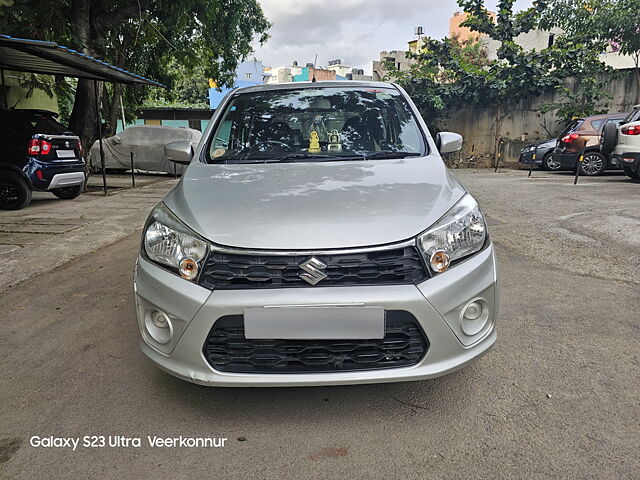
[601,104,640,180]
[552,113,626,176]
[518,139,559,170]
[134,81,498,387]
[89,125,201,174]
[0,109,85,210]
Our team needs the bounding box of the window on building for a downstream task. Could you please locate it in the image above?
[245,73,252,80]
[548,34,555,48]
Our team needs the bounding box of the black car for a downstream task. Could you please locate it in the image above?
[518,139,559,170]
[0,109,85,210]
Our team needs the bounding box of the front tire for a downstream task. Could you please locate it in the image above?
[0,172,32,210]
[541,153,561,171]
[580,152,606,176]
[52,184,83,200]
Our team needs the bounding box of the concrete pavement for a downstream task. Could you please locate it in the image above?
[0,175,177,292]
[0,169,638,479]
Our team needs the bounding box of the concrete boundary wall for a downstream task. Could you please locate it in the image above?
[441,70,640,168]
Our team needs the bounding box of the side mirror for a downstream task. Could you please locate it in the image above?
[436,132,463,155]
[165,141,193,165]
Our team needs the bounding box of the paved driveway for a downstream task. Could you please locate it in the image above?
[0,169,638,479]
[0,175,176,291]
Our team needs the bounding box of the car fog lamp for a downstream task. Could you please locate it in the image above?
[464,302,482,320]
[179,257,199,280]
[430,250,451,273]
[145,310,173,344]
[460,298,489,336]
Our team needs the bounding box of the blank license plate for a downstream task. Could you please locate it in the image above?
[56,150,75,158]
[244,307,385,340]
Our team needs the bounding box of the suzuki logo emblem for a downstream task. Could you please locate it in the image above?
[298,257,328,285]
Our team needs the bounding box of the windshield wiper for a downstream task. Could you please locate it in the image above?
[362,151,423,160]
[215,151,423,164]
[262,153,348,163]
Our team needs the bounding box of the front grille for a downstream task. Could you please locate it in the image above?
[198,245,428,290]
[202,312,429,373]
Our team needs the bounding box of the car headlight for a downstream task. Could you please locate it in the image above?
[417,194,487,274]
[143,202,208,281]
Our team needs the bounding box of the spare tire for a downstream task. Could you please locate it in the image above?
[600,122,618,155]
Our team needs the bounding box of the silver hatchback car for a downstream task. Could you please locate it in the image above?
[134,81,498,387]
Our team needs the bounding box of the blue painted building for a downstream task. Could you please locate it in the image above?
[208,60,270,108]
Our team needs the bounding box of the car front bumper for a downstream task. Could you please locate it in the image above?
[133,243,498,387]
[518,150,540,165]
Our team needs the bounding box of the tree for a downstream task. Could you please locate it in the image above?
[144,60,211,109]
[387,0,612,159]
[542,0,640,95]
[539,76,613,125]
[0,0,270,152]
[385,36,490,132]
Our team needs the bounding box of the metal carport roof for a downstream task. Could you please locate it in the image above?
[0,34,164,86]
[1,34,165,195]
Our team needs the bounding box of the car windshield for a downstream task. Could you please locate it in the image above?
[206,86,426,163]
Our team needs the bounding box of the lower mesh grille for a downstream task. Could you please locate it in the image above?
[202,311,428,373]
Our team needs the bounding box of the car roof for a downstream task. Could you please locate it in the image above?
[231,80,398,95]
[583,112,626,121]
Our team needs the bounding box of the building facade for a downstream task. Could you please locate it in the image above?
[481,27,562,60]
[347,68,373,81]
[208,60,270,108]
[482,27,637,70]
[327,60,352,77]
[449,11,496,42]
[1,70,58,111]
[266,62,303,84]
[372,50,414,81]
[292,66,336,82]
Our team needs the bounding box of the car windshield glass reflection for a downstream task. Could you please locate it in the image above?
[207,87,426,163]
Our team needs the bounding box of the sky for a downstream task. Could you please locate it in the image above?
[252,0,532,74]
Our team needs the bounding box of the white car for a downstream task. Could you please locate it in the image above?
[89,125,202,175]
[602,105,640,180]
[134,81,498,387]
